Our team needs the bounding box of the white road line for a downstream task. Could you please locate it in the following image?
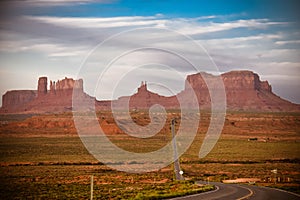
[236,186,254,200]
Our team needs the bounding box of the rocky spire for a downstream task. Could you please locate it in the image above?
[38,77,47,97]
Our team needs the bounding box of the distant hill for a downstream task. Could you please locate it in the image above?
[1,71,299,113]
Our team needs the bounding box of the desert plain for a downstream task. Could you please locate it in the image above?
[0,110,299,199]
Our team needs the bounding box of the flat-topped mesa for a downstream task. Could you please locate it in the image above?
[185,70,272,92]
[221,70,272,91]
[0,70,299,113]
[0,76,86,113]
[1,90,37,113]
[182,70,299,111]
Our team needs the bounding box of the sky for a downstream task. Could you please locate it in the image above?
[0,0,300,105]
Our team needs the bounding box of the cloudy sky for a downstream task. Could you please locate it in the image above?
[0,0,299,104]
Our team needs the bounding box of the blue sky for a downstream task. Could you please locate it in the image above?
[0,0,299,104]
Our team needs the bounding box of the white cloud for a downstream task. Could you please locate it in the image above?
[257,61,300,71]
[198,34,282,50]
[275,40,300,45]
[172,19,288,35]
[25,15,167,28]
[204,34,282,43]
[22,15,289,36]
[0,38,88,57]
[253,49,300,62]
[1,14,300,103]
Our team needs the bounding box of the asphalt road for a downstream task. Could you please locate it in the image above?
[170,181,300,200]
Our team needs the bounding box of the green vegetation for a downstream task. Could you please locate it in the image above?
[0,111,299,198]
[0,164,213,199]
[131,181,214,200]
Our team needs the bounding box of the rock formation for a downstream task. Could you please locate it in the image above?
[1,90,37,113]
[0,76,91,113]
[0,70,299,113]
[55,77,83,91]
[109,81,179,110]
[38,77,47,97]
[183,71,299,111]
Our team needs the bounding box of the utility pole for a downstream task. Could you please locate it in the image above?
[90,175,94,200]
[171,118,184,181]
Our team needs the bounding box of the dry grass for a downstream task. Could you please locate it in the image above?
[0,111,299,198]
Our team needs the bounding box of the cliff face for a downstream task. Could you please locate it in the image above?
[186,71,271,91]
[222,71,272,93]
[1,90,37,113]
[27,77,92,113]
[185,71,298,111]
[1,70,299,113]
[0,77,92,113]
[104,70,299,112]
[50,77,83,93]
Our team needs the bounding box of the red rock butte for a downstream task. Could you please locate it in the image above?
[1,70,299,113]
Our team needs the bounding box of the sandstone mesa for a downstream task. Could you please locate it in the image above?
[0,70,299,113]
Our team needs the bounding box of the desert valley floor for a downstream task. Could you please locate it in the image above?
[0,110,299,199]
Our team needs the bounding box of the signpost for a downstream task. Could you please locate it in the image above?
[271,169,277,184]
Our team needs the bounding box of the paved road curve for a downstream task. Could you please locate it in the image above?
[170,181,300,200]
